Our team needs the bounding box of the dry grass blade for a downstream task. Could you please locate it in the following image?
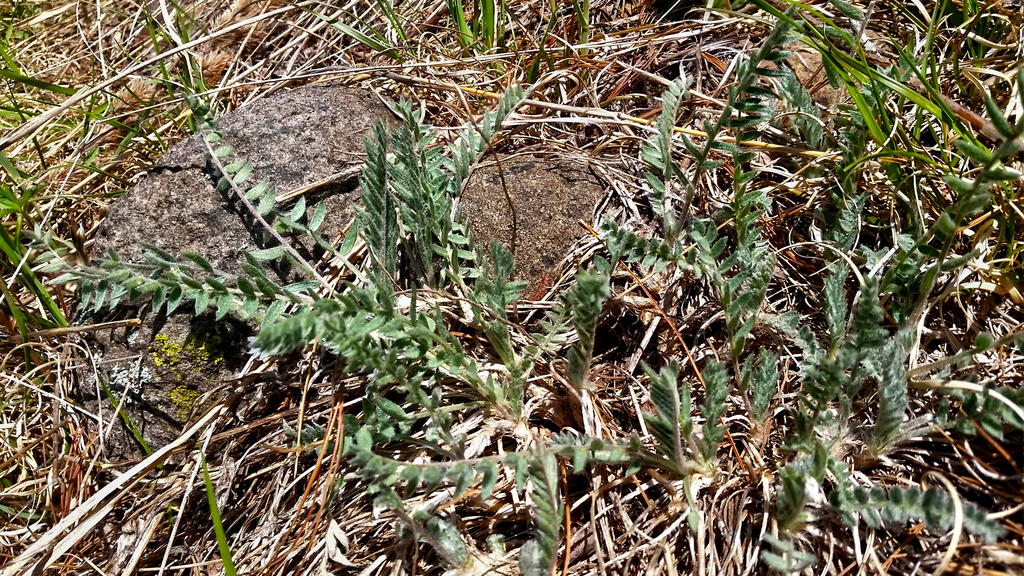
[2,403,228,575]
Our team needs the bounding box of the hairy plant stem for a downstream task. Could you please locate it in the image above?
[201,138,332,290]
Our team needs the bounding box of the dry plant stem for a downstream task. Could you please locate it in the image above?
[908,326,1024,377]
[563,467,573,576]
[1,403,230,575]
[275,165,364,204]
[0,421,65,473]
[5,318,142,344]
[294,340,318,479]
[308,399,348,558]
[0,4,299,152]
[382,72,837,159]
[201,138,331,290]
[268,398,343,571]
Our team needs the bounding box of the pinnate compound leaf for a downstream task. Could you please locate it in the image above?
[699,360,730,462]
[747,350,778,421]
[642,362,686,467]
[519,452,562,576]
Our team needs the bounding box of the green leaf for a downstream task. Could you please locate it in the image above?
[140,242,177,264]
[177,252,212,273]
[974,332,994,350]
[319,9,398,57]
[263,300,286,327]
[699,360,730,462]
[289,197,306,222]
[194,289,210,315]
[562,270,610,390]
[222,160,246,174]
[518,540,547,576]
[424,517,468,567]
[233,162,253,185]
[956,139,993,164]
[983,92,1014,139]
[310,202,327,231]
[241,297,258,319]
[829,0,864,20]
[166,285,184,314]
[479,459,498,501]
[872,336,908,449]
[642,362,685,468]
[824,264,848,345]
[0,67,76,95]
[944,175,975,196]
[92,280,108,313]
[205,276,228,292]
[237,277,256,297]
[215,292,234,320]
[250,246,286,261]
[520,451,562,576]
[153,285,168,311]
[258,188,276,216]
[246,179,271,201]
[748,350,778,421]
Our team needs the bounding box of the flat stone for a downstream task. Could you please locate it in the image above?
[83,84,395,460]
[461,157,605,297]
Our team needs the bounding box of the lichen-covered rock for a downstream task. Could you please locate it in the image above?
[461,157,606,297]
[83,84,395,460]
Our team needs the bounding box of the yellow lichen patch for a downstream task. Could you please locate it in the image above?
[189,334,224,365]
[169,385,202,419]
[152,333,182,367]
[151,333,225,369]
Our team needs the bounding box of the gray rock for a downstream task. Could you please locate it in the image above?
[83,84,395,460]
[461,157,606,298]
[93,84,393,276]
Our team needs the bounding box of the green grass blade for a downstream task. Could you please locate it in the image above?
[445,0,473,48]
[202,453,238,576]
[307,8,399,59]
[0,68,76,96]
[100,378,153,455]
[373,0,409,43]
[0,224,67,328]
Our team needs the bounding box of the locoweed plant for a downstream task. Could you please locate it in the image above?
[36,6,1023,573]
